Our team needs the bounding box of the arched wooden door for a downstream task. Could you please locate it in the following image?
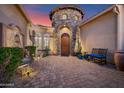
[61,33,70,56]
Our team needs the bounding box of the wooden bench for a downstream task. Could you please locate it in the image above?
[87,48,108,64]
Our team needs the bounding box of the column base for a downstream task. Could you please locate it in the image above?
[114,51,124,71]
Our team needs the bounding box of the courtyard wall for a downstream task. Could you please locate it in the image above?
[80,11,117,64]
[0,5,29,47]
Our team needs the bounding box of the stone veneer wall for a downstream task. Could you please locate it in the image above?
[80,11,117,64]
[51,9,83,55]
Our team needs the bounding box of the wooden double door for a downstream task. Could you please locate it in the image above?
[61,33,70,56]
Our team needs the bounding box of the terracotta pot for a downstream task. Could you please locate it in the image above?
[114,51,124,71]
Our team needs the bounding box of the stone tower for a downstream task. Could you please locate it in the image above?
[49,5,84,56]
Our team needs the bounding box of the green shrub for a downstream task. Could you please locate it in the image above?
[42,48,50,57]
[25,46,36,58]
[0,47,24,83]
[0,47,11,64]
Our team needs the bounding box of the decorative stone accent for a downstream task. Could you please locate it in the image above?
[114,51,124,71]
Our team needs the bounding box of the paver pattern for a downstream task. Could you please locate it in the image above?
[13,56,124,88]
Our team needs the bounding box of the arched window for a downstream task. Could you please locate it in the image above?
[74,15,79,20]
[44,34,50,49]
[62,14,67,20]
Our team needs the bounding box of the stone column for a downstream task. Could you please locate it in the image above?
[57,35,60,55]
[116,5,124,51]
[71,26,77,55]
[114,5,124,71]
[54,32,59,55]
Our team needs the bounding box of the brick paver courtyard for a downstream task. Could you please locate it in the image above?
[13,56,124,88]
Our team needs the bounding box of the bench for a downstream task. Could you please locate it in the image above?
[87,48,108,64]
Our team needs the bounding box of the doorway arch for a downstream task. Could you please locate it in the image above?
[61,33,70,56]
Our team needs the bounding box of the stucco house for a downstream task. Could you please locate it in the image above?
[0,4,31,47]
[0,4,124,66]
[23,4,124,65]
[27,24,54,55]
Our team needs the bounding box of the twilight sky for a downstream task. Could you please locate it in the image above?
[23,4,112,26]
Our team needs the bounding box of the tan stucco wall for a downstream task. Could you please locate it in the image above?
[0,5,28,45]
[80,11,117,64]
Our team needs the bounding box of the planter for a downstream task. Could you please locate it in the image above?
[77,54,84,59]
[114,51,124,71]
[22,56,31,64]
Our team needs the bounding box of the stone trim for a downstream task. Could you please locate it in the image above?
[49,5,84,20]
